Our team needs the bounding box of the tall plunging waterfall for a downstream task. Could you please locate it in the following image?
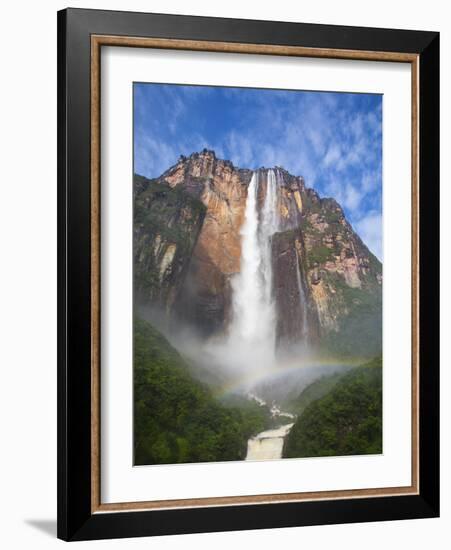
[260,169,279,308]
[295,248,309,341]
[228,169,279,372]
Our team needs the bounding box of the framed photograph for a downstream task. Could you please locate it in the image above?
[57,8,439,541]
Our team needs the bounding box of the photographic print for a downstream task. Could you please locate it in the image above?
[133,83,383,466]
[58,12,439,539]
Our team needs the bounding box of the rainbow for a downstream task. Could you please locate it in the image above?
[213,356,362,399]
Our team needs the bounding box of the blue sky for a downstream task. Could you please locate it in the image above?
[134,83,382,260]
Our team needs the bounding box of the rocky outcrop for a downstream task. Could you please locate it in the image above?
[272,229,319,346]
[134,175,206,314]
[134,149,382,357]
[298,190,382,356]
[156,151,252,336]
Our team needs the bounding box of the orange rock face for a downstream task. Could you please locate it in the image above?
[158,151,251,334]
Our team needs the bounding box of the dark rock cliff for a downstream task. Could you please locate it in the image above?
[134,174,206,314]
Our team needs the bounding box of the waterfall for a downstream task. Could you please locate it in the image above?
[228,169,279,372]
[295,248,309,341]
[260,169,279,305]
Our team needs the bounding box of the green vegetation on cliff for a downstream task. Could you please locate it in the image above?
[283,370,345,416]
[134,317,268,465]
[134,174,206,301]
[298,184,382,359]
[321,272,382,358]
[307,244,335,267]
[283,357,382,458]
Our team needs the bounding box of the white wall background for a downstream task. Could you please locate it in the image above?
[0,0,448,548]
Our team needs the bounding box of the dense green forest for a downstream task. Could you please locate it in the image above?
[134,317,269,465]
[283,357,382,458]
[320,272,383,359]
[134,316,382,464]
[282,370,346,416]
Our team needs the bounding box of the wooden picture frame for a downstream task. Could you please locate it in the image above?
[57,7,439,541]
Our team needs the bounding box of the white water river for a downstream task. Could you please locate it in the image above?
[246,422,294,461]
[245,394,296,460]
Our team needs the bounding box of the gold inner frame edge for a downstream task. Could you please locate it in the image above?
[90,34,420,514]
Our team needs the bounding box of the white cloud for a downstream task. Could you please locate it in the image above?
[323,179,364,214]
[361,169,381,193]
[225,131,256,168]
[353,211,383,261]
[135,132,178,177]
[343,183,364,211]
[323,144,341,167]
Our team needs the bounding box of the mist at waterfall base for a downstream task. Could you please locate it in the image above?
[139,168,350,403]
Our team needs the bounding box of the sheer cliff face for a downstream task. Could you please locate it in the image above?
[134,150,382,358]
[134,175,206,313]
[159,152,252,335]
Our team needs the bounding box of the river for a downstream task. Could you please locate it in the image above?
[246,422,294,461]
[245,394,295,460]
